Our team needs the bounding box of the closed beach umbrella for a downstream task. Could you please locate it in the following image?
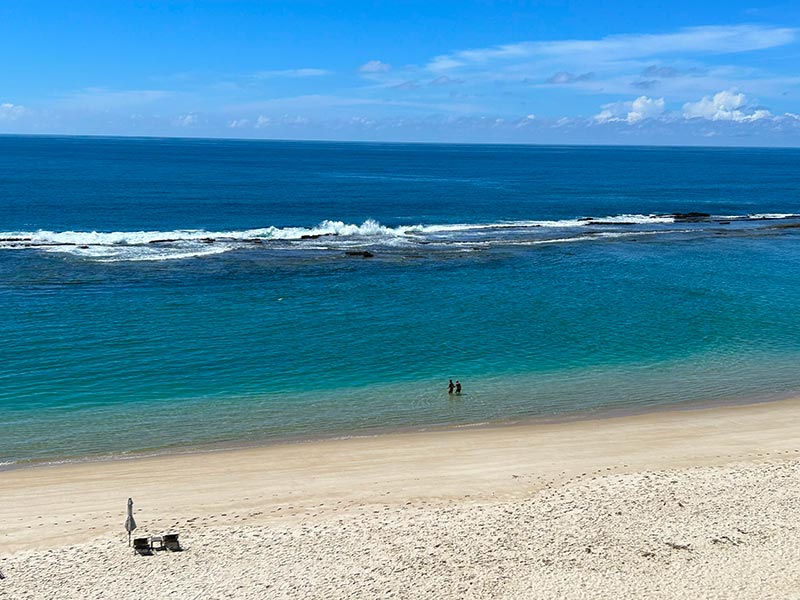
[125,498,137,546]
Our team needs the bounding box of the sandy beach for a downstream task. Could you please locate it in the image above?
[3,397,800,599]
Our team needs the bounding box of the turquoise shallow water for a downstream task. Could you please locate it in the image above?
[1,137,800,465]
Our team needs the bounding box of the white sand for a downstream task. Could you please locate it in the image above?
[2,398,800,599]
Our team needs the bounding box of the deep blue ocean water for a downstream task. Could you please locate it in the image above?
[2,136,800,466]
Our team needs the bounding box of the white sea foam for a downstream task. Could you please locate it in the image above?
[746,213,800,220]
[98,246,234,262]
[0,214,676,248]
[585,214,676,224]
[0,212,790,261]
[716,213,800,221]
[37,241,235,262]
[501,230,689,247]
[412,214,675,233]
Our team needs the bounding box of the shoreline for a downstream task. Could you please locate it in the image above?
[4,394,800,598]
[3,388,798,473]
[3,394,800,555]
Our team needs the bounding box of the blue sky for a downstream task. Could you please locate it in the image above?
[2,0,800,144]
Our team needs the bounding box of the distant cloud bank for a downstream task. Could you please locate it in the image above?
[0,103,27,120]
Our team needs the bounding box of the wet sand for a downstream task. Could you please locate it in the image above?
[2,397,800,599]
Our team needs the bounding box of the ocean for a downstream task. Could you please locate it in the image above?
[1,135,799,467]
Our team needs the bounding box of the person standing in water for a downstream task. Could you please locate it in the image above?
[455,380,462,395]
[448,379,455,394]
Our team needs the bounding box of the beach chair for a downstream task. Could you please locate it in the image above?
[132,537,153,556]
[162,533,182,551]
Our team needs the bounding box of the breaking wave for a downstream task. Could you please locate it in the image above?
[1,212,797,262]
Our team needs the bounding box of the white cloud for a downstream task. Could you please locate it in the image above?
[281,115,311,125]
[428,25,798,72]
[175,113,197,127]
[347,116,376,127]
[0,102,27,120]
[359,60,392,73]
[594,95,666,124]
[427,56,462,71]
[228,118,250,128]
[682,89,771,122]
[515,114,537,127]
[252,114,311,128]
[546,71,594,84]
[253,68,329,79]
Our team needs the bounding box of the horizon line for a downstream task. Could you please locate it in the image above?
[2,131,799,151]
